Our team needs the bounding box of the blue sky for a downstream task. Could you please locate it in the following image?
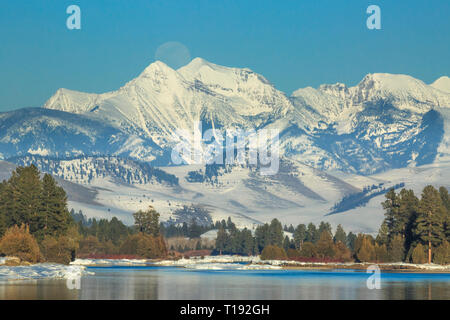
[0,0,449,111]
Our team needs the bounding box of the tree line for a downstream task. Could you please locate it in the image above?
[213,185,450,264]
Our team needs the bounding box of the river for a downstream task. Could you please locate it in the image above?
[0,266,449,300]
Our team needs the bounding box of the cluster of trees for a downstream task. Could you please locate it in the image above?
[214,218,354,261]
[0,165,78,264]
[0,165,168,263]
[76,206,167,259]
[162,221,214,239]
[213,195,450,264]
[379,186,450,264]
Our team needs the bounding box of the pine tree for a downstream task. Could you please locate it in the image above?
[318,221,332,237]
[334,224,347,244]
[398,189,419,252]
[439,187,450,212]
[439,187,450,241]
[346,232,357,251]
[2,165,42,235]
[215,227,229,255]
[37,174,71,241]
[268,219,283,247]
[376,221,389,245]
[388,234,405,262]
[133,206,160,236]
[414,186,446,264]
[293,224,306,250]
[306,223,319,243]
[382,188,402,239]
[241,228,254,256]
[283,235,290,252]
[255,224,269,253]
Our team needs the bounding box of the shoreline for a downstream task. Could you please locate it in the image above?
[69,257,450,273]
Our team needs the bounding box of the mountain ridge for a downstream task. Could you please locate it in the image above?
[2,58,448,176]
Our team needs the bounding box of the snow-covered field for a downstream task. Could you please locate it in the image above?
[65,157,449,235]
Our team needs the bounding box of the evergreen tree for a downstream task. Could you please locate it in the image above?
[346,232,357,251]
[306,223,319,243]
[215,227,229,255]
[439,187,450,212]
[382,189,401,238]
[397,189,419,252]
[283,235,290,252]
[318,221,332,237]
[188,219,202,238]
[255,223,269,253]
[375,221,389,245]
[439,187,450,241]
[2,165,42,235]
[414,186,446,264]
[268,219,283,247]
[241,228,254,256]
[388,234,405,262]
[293,224,306,250]
[133,206,160,236]
[37,174,71,241]
[334,224,347,244]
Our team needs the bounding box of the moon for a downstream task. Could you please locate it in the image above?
[154,42,191,69]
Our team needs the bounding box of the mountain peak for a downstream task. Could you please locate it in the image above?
[431,76,450,93]
[140,60,175,76]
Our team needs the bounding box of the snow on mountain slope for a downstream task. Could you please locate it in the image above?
[44,58,295,149]
[0,108,162,161]
[177,58,293,118]
[42,58,450,175]
[292,73,450,130]
[435,107,450,162]
[431,76,450,93]
[290,73,450,173]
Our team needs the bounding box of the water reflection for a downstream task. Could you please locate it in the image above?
[0,267,448,300]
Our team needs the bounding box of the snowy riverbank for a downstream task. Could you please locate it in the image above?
[66,255,450,272]
[0,263,92,280]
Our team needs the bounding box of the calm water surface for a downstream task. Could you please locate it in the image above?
[0,266,449,300]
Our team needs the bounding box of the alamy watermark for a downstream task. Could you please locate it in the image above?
[66,5,81,30]
[66,275,81,290]
[171,122,279,176]
[366,5,381,30]
[366,265,381,289]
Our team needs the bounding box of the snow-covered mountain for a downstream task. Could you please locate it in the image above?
[44,58,294,149]
[40,59,450,175]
